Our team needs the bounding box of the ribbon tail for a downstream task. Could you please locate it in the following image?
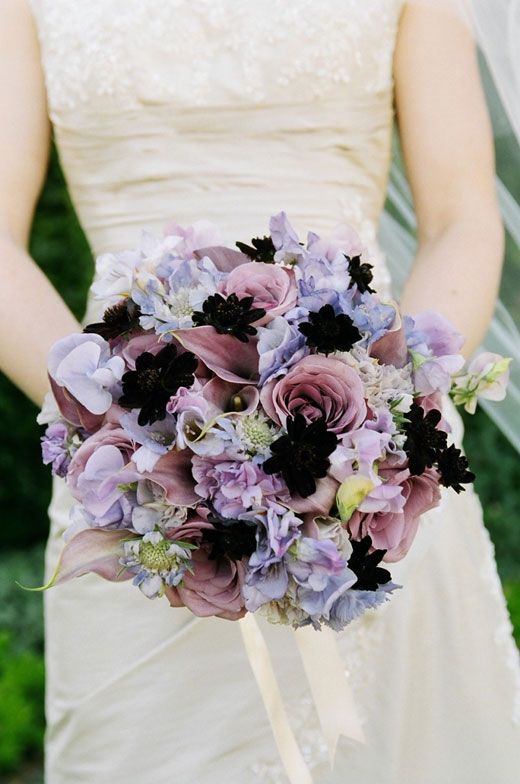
[294,624,366,767]
[239,614,314,784]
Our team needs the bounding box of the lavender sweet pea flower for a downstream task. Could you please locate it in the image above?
[90,248,140,303]
[413,353,465,396]
[269,211,307,264]
[295,276,341,314]
[330,425,389,484]
[119,411,177,472]
[287,537,345,592]
[48,333,125,415]
[412,311,465,357]
[306,222,363,262]
[161,219,224,258]
[263,503,302,559]
[296,566,358,621]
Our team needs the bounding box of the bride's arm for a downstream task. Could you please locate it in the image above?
[393,3,504,356]
[0,1,79,407]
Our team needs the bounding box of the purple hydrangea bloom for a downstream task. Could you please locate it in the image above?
[257,317,309,385]
[192,456,288,518]
[346,291,396,344]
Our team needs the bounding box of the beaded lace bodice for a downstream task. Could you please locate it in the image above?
[30,0,404,315]
[32,0,404,112]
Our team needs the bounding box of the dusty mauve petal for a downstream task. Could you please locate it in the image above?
[144,449,199,506]
[49,377,105,432]
[288,475,339,516]
[261,355,366,434]
[220,262,298,325]
[50,529,134,586]
[119,333,164,370]
[167,550,245,617]
[202,377,259,415]
[175,327,259,384]
[369,312,408,368]
[193,246,249,272]
[348,463,441,562]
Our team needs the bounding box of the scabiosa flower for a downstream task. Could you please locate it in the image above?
[84,298,141,340]
[235,235,276,263]
[262,414,338,498]
[120,531,195,598]
[298,304,362,355]
[402,403,448,476]
[347,255,375,294]
[347,535,392,591]
[192,293,266,342]
[235,412,278,457]
[118,343,198,426]
[436,444,475,493]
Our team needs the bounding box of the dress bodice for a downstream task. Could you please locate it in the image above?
[30,0,405,308]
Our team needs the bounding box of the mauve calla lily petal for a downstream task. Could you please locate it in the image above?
[50,529,133,587]
[369,312,409,368]
[174,326,259,384]
[193,246,249,272]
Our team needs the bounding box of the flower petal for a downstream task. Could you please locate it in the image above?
[174,326,259,384]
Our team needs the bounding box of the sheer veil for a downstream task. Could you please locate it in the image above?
[383,0,520,452]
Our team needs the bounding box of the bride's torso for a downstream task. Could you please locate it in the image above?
[30,0,404,313]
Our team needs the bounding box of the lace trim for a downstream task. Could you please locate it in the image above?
[33,0,403,113]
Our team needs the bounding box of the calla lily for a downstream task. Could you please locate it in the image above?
[174,326,259,383]
[193,246,249,272]
[22,529,134,591]
[369,311,408,368]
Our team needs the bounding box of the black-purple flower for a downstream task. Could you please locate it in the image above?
[118,343,197,426]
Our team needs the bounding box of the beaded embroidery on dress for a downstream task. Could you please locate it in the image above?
[29,1,520,782]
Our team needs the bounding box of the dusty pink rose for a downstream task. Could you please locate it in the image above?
[348,459,441,562]
[166,548,246,620]
[219,262,297,325]
[261,355,367,434]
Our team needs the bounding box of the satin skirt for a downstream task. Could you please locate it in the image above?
[44,401,520,784]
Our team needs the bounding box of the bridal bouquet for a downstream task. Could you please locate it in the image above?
[38,212,510,630]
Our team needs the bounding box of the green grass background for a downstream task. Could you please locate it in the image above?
[0,148,519,779]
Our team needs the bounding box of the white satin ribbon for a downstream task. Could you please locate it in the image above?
[239,614,365,784]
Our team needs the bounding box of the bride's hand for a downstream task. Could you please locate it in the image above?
[0,0,80,407]
[394,1,504,356]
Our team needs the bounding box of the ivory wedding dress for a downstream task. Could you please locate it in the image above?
[29,1,520,782]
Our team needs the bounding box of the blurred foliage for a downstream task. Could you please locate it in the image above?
[0,548,45,776]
